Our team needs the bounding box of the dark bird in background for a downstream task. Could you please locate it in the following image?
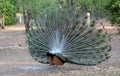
[27,7,111,66]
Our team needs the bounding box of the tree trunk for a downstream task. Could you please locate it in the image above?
[66,0,75,7]
[22,0,30,33]
[117,26,120,35]
[0,14,5,29]
[2,14,5,29]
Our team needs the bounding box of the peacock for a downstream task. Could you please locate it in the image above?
[27,7,111,66]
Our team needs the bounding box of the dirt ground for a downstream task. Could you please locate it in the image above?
[0,24,120,76]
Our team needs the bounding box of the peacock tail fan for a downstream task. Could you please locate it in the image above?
[27,7,111,65]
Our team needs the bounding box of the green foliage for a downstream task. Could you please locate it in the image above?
[23,0,110,19]
[0,0,21,12]
[75,0,110,18]
[52,0,110,19]
[105,0,120,25]
[23,0,61,19]
[0,1,16,25]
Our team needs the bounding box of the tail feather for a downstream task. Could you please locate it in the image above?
[27,7,111,65]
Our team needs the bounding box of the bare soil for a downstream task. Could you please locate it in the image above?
[0,24,120,76]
